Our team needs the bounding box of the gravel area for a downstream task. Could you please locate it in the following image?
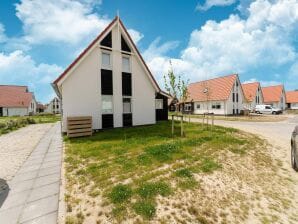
[0,123,54,181]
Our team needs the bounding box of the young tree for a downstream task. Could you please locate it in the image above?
[163,61,189,112]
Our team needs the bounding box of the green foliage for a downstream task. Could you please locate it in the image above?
[0,115,60,135]
[109,184,133,204]
[163,61,189,104]
[200,158,221,173]
[137,181,171,199]
[175,168,193,178]
[178,178,198,190]
[133,201,156,219]
[144,142,180,161]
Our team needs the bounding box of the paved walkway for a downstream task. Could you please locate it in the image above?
[0,123,62,224]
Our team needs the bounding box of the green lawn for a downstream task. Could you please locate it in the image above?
[0,114,60,135]
[64,121,279,223]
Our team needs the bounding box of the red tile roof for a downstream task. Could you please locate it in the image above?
[187,74,238,102]
[286,91,298,103]
[0,85,33,108]
[242,82,260,102]
[262,85,284,103]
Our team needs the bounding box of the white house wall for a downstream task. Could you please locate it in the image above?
[289,103,298,109]
[2,107,28,116]
[60,24,156,132]
[226,79,244,115]
[193,101,226,115]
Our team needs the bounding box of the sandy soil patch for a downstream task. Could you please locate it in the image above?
[0,123,53,181]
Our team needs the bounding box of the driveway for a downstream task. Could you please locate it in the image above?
[0,122,62,224]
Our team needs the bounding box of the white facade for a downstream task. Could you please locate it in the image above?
[1,107,29,116]
[54,18,160,132]
[288,103,298,110]
[192,77,245,115]
[244,87,264,110]
[45,97,61,114]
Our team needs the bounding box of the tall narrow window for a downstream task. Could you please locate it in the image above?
[122,57,130,73]
[123,98,131,114]
[102,52,111,69]
[236,93,239,102]
[155,99,163,109]
[102,95,113,114]
[122,72,132,96]
[101,69,113,95]
[232,93,235,102]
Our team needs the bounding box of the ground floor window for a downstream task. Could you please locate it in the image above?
[184,103,192,111]
[196,104,200,109]
[102,95,113,114]
[155,99,163,109]
[212,102,221,109]
[123,97,131,113]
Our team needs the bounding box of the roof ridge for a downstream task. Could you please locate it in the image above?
[189,73,237,85]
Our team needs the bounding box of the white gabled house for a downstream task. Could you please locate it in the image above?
[185,74,246,115]
[52,16,168,132]
[45,97,61,114]
[286,91,298,110]
[242,82,264,110]
[0,85,37,116]
[262,85,286,110]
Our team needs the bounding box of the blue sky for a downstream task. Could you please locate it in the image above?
[0,0,297,103]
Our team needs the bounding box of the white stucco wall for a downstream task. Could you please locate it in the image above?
[59,23,156,132]
[226,78,245,115]
[193,101,226,115]
[244,86,264,110]
[2,107,28,116]
[45,98,61,114]
[289,103,298,109]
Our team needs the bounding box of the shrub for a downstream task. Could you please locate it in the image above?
[109,184,133,204]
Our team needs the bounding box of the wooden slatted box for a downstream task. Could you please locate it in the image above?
[67,116,92,138]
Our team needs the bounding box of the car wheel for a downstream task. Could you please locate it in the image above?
[291,144,298,171]
[272,111,276,115]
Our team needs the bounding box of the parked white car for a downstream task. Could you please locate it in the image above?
[254,105,282,114]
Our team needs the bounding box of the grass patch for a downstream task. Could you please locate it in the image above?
[64,121,261,221]
[0,114,60,135]
[133,201,156,219]
[109,184,133,204]
[137,181,171,199]
[175,168,193,178]
[200,158,221,173]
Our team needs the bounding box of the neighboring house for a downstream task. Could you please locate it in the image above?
[186,74,246,115]
[52,16,168,132]
[168,97,178,112]
[36,102,46,113]
[242,82,264,110]
[0,85,36,116]
[45,97,61,114]
[262,85,286,110]
[286,90,298,109]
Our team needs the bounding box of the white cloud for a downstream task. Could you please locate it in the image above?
[0,50,63,102]
[146,0,298,88]
[15,0,110,45]
[143,37,179,61]
[0,23,7,43]
[127,29,144,45]
[196,0,237,11]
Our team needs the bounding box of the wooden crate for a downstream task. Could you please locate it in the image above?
[67,116,92,138]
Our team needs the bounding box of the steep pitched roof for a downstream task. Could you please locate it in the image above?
[187,74,238,102]
[286,91,298,103]
[0,85,33,108]
[262,85,284,103]
[53,16,160,92]
[242,82,260,102]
